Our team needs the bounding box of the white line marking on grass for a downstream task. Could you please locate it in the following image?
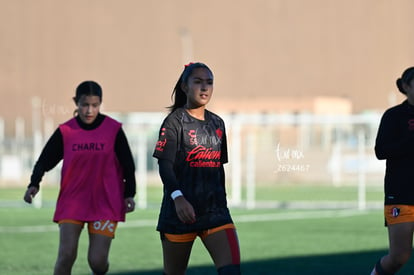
[0,224,58,233]
[118,219,157,228]
[234,209,368,223]
[0,209,372,233]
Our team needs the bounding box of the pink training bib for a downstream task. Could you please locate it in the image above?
[53,116,126,222]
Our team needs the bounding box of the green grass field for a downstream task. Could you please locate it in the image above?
[1,184,414,275]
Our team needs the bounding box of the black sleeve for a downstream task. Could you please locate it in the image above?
[158,159,180,197]
[221,124,228,164]
[153,115,180,162]
[375,110,414,160]
[28,129,64,188]
[115,128,136,198]
[219,165,226,189]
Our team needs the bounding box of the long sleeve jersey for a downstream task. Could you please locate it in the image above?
[153,108,233,233]
[375,100,414,205]
[28,114,136,198]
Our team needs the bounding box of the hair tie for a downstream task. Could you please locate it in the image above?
[184,62,194,68]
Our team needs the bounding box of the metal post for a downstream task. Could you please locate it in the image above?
[32,97,42,208]
[357,130,366,210]
[246,130,256,209]
[230,115,242,205]
[137,129,147,209]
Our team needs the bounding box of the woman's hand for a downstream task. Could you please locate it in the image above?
[124,197,135,213]
[23,186,39,204]
[174,196,196,224]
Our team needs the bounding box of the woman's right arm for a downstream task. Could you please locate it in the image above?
[375,111,414,160]
[158,159,180,197]
[158,159,196,223]
[28,128,64,189]
[24,128,63,203]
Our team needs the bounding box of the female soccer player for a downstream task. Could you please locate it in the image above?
[23,81,136,275]
[153,62,241,275]
[371,67,414,275]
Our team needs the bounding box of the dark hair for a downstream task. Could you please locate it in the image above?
[74,81,103,103]
[168,62,212,113]
[396,67,414,94]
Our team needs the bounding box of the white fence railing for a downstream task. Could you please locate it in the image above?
[0,111,385,209]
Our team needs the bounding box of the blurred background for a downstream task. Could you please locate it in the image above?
[1,0,413,208]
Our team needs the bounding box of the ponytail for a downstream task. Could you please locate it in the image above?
[396,78,405,94]
[396,67,414,94]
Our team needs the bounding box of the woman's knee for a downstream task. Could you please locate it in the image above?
[88,253,109,272]
[390,250,411,267]
[56,248,77,268]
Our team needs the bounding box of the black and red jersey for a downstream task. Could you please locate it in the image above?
[153,108,233,233]
[375,100,414,205]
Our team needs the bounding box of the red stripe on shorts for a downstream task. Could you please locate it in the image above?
[225,228,240,265]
